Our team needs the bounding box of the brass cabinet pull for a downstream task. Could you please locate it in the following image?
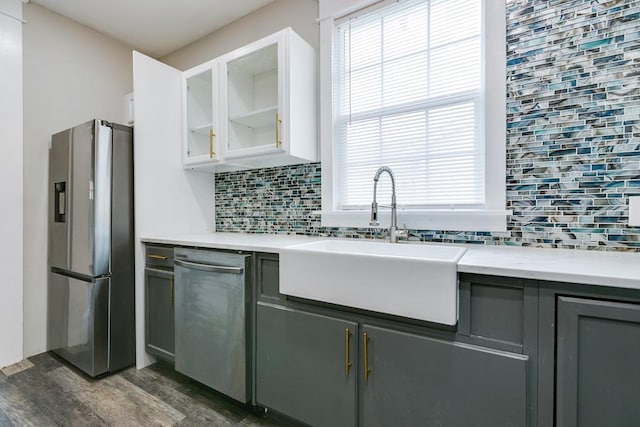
[363,332,371,381]
[148,254,168,260]
[345,329,352,376]
[209,128,216,158]
[169,273,174,307]
[275,113,282,148]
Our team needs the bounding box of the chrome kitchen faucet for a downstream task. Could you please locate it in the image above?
[370,166,408,243]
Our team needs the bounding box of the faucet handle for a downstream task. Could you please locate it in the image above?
[370,202,379,226]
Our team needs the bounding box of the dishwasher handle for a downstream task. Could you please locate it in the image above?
[174,258,244,274]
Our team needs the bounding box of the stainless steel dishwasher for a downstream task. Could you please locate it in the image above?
[173,248,251,403]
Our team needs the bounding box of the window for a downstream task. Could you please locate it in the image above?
[319,0,507,231]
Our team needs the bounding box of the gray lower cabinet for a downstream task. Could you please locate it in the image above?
[556,296,640,427]
[256,301,528,427]
[360,324,528,427]
[144,266,175,362]
[256,302,357,427]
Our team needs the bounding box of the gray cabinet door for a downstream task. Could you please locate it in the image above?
[256,302,357,427]
[144,267,174,363]
[360,324,528,427]
[556,296,640,427]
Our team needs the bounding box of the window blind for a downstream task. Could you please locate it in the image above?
[334,0,484,210]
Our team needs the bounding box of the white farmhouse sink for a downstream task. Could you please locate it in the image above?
[279,240,467,325]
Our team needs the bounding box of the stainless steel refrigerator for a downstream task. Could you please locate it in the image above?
[47,119,135,377]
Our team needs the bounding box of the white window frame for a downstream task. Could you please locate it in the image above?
[319,0,508,231]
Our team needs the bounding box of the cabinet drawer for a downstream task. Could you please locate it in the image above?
[145,245,174,268]
[458,274,537,354]
[256,253,280,301]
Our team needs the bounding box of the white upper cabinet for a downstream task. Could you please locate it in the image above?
[183,28,317,172]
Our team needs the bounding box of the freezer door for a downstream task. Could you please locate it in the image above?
[49,120,112,276]
[47,270,110,377]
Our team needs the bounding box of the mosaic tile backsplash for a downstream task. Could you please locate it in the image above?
[216,0,640,251]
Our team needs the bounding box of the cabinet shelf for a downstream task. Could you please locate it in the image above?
[229,106,278,129]
[189,123,213,135]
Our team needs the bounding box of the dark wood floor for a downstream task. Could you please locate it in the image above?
[0,352,289,426]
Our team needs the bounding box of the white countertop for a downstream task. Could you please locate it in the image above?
[456,244,640,290]
[141,232,640,291]
[142,232,319,252]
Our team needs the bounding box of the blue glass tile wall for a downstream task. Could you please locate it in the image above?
[215,0,640,251]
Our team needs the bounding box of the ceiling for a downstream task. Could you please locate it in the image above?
[29,0,275,57]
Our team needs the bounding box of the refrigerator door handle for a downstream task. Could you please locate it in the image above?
[91,122,112,276]
[50,267,104,283]
[67,141,73,269]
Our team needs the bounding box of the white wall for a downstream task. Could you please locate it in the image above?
[318,0,376,20]
[22,3,133,357]
[161,0,318,70]
[0,0,23,369]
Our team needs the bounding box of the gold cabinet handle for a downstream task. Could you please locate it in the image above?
[170,273,174,307]
[275,113,282,148]
[345,329,352,376]
[363,332,371,381]
[148,254,168,260]
[209,128,216,158]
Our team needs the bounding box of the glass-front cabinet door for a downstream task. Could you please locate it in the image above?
[221,33,285,161]
[183,60,219,168]
[181,28,316,172]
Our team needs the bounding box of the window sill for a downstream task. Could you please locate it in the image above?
[317,209,510,232]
